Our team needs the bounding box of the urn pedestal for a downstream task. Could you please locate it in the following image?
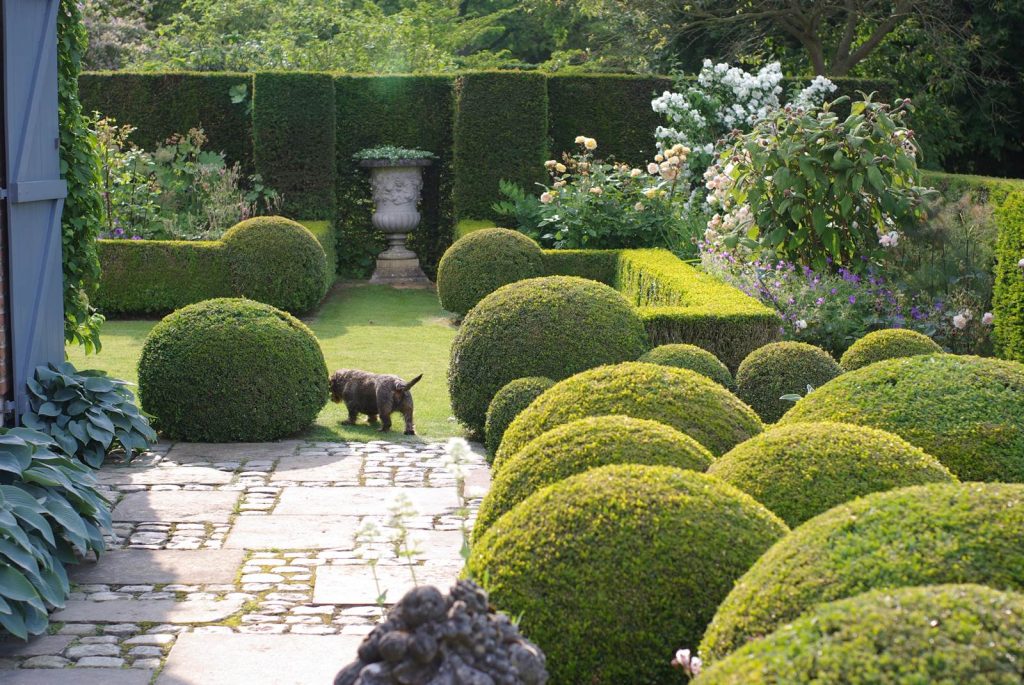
[360,159,432,286]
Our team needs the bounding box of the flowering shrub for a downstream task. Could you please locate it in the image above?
[652,61,836,187]
[95,118,281,241]
[495,137,703,254]
[705,96,934,271]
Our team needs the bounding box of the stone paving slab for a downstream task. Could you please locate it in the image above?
[156,633,361,685]
[113,490,240,523]
[98,466,233,485]
[224,515,359,549]
[70,549,246,585]
[0,635,74,657]
[270,454,362,482]
[312,564,464,605]
[52,598,244,624]
[0,669,152,684]
[165,441,301,463]
[274,486,459,516]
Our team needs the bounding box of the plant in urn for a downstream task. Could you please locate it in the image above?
[356,146,435,285]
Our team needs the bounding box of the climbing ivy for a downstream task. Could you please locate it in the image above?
[57,0,104,352]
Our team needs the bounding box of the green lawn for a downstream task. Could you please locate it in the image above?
[67,283,464,443]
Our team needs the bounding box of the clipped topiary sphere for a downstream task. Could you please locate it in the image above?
[696,584,1024,685]
[138,298,328,442]
[222,216,329,314]
[708,422,956,527]
[475,415,713,540]
[780,354,1024,482]
[735,342,842,423]
[840,328,943,371]
[448,277,648,435]
[468,464,787,685]
[483,377,554,459]
[495,362,762,467]
[700,482,1024,663]
[639,343,733,388]
[437,228,546,316]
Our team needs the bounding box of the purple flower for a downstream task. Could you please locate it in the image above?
[113,227,125,237]
[830,288,838,295]
[131,235,142,240]
[848,295,857,304]
[816,297,825,306]
[910,306,924,320]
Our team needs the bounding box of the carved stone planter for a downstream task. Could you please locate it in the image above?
[360,158,432,285]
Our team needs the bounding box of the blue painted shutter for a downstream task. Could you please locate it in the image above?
[2,0,67,416]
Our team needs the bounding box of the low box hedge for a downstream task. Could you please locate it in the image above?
[95,219,333,316]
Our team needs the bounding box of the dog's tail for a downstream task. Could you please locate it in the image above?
[401,374,423,391]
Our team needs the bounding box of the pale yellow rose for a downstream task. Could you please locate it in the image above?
[647,162,660,175]
[574,135,587,144]
[630,168,643,177]
[589,186,603,195]
[584,138,598,150]
[555,163,567,173]
[643,187,657,199]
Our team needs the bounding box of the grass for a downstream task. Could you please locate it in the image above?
[66,283,464,443]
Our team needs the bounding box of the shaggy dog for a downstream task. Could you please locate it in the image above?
[329,369,422,435]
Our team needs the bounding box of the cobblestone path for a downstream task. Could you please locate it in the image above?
[0,440,489,684]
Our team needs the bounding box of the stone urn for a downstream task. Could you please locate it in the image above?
[359,158,433,285]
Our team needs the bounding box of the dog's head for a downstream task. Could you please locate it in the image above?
[392,374,423,408]
[329,370,352,403]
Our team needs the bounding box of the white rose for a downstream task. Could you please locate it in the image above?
[540,192,554,204]
[647,163,660,175]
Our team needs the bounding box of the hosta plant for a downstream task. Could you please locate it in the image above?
[22,362,156,468]
[705,95,935,272]
[0,428,112,638]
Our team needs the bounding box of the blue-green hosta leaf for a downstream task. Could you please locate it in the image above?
[34,366,60,385]
[66,399,91,416]
[86,409,116,435]
[22,604,49,635]
[26,379,45,399]
[40,495,90,544]
[81,445,106,469]
[36,402,61,418]
[6,429,57,448]
[83,376,115,393]
[0,603,29,639]
[21,465,76,492]
[0,538,45,577]
[85,422,114,449]
[0,448,31,476]
[35,565,69,608]
[68,419,89,445]
[52,387,80,402]
[0,564,42,602]
[20,413,46,431]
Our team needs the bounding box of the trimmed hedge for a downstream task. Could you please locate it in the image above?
[79,72,254,169]
[483,377,554,459]
[496,362,763,466]
[708,422,956,527]
[696,584,1024,685]
[334,75,455,277]
[735,342,842,423]
[476,415,713,539]
[94,240,233,315]
[437,228,545,316]
[994,190,1024,362]
[615,250,781,369]
[640,344,733,388]
[541,248,619,284]
[454,71,548,220]
[138,298,328,442]
[448,276,648,435]
[222,216,328,314]
[300,220,337,286]
[253,72,336,220]
[700,482,1024,663]
[95,218,332,316]
[548,74,671,164]
[839,328,943,370]
[468,464,787,685]
[780,354,1024,482]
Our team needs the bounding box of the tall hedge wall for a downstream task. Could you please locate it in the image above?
[334,75,455,277]
[253,72,337,221]
[79,72,254,169]
[453,71,549,221]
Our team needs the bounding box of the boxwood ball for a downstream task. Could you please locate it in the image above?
[436,228,546,316]
[138,298,328,442]
[696,584,1024,685]
[495,362,762,466]
[839,328,943,371]
[780,354,1024,482]
[475,415,713,540]
[448,276,648,435]
[700,482,1024,663]
[468,464,787,685]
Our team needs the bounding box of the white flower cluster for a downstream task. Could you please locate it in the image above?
[792,74,838,109]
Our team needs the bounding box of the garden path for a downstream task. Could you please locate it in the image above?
[0,439,489,684]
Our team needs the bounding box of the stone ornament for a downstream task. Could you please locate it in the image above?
[359,158,432,285]
[334,580,549,685]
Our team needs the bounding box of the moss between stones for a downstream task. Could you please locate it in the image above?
[483,377,554,460]
[700,482,1024,663]
[639,343,733,388]
[839,328,943,371]
[707,422,956,527]
[138,298,328,442]
[468,464,787,685]
[495,362,762,467]
[696,584,1024,685]
[475,415,713,540]
[436,228,546,316]
[735,342,842,423]
[448,277,648,436]
[780,354,1024,482]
